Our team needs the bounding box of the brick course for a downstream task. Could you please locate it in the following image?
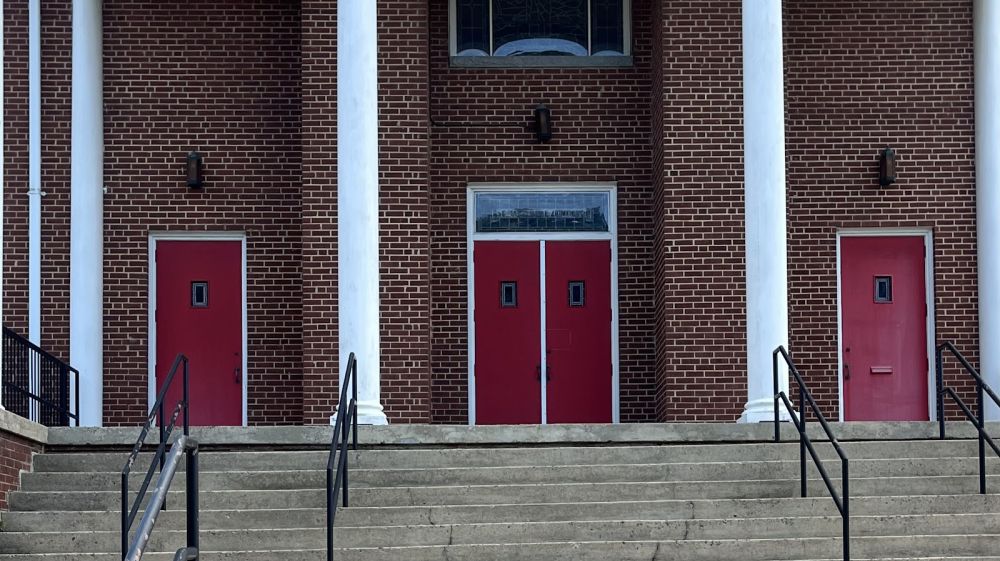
[0,429,41,511]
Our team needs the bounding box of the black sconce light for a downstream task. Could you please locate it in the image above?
[186,150,204,189]
[879,147,896,187]
[534,104,552,143]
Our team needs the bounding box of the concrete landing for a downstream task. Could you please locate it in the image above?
[45,421,1000,448]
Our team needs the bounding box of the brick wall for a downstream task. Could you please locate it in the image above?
[654,1,748,421]
[427,0,658,423]
[784,0,979,419]
[0,429,41,510]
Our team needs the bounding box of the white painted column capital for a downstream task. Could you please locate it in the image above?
[336,0,386,425]
[740,0,791,423]
[975,0,1000,421]
[70,0,104,427]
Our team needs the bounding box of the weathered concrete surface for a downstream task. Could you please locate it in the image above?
[0,409,47,444]
[44,421,1000,447]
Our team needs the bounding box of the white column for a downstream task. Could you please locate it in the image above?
[976,0,1000,421]
[739,0,790,423]
[336,0,386,425]
[28,0,41,347]
[70,0,103,427]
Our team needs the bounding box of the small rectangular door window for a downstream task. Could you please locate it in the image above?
[568,281,585,307]
[874,276,892,303]
[500,281,518,308]
[191,281,209,308]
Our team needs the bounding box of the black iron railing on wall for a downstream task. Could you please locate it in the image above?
[327,352,359,561]
[1,325,79,426]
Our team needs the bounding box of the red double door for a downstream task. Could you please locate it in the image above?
[840,236,929,421]
[474,240,613,424]
[156,240,243,426]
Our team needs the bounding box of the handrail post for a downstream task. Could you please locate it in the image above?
[773,349,780,442]
[936,347,945,439]
[351,359,358,450]
[342,404,350,508]
[121,473,128,560]
[158,400,165,474]
[183,359,190,437]
[326,464,334,561]
[979,378,987,494]
[185,440,199,557]
[75,370,80,427]
[800,382,807,498]
[59,363,69,426]
[842,457,850,561]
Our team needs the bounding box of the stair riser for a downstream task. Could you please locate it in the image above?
[29,440,987,473]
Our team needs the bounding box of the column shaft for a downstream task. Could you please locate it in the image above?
[976,0,1000,420]
[338,1,386,424]
[70,0,104,427]
[740,0,789,423]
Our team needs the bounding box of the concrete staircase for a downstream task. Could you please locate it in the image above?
[2,428,1000,560]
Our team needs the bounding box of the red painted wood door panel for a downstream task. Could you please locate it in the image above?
[156,240,243,426]
[474,241,542,424]
[545,241,613,423]
[841,236,928,421]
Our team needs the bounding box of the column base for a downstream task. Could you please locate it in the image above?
[330,401,388,426]
[738,396,794,424]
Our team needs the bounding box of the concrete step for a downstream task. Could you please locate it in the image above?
[4,514,1000,553]
[22,457,1000,492]
[10,475,1000,511]
[8,494,1000,533]
[1,535,999,561]
[29,440,988,473]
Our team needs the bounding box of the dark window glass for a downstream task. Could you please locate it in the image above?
[568,281,585,307]
[501,281,518,307]
[191,281,209,308]
[457,0,490,56]
[874,276,892,303]
[475,192,610,233]
[590,0,624,55]
[492,0,588,56]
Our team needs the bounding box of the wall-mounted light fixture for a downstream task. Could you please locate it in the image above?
[534,104,552,143]
[879,147,896,187]
[186,150,204,189]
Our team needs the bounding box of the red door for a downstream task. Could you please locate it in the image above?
[841,236,928,421]
[545,241,613,423]
[156,240,243,426]
[474,241,542,424]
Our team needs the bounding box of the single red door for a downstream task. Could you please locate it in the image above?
[156,240,243,426]
[545,241,613,423]
[474,241,542,424]
[841,236,928,421]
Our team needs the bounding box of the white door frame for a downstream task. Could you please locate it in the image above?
[466,183,620,425]
[148,231,249,427]
[835,229,936,422]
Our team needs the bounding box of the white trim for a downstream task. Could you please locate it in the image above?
[835,229,936,422]
[539,241,548,424]
[466,183,620,424]
[448,0,632,58]
[147,232,248,427]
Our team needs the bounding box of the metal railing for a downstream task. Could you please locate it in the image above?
[121,354,199,561]
[327,353,359,561]
[1,325,79,426]
[935,341,1000,494]
[773,345,850,561]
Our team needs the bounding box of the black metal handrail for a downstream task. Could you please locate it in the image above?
[936,341,1000,494]
[327,353,359,561]
[2,325,80,426]
[773,345,850,561]
[121,354,199,561]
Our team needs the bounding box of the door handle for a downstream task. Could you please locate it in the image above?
[234,366,242,384]
[535,365,551,382]
[844,347,851,380]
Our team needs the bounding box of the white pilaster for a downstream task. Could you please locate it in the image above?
[71,0,103,427]
[28,0,41,347]
[739,0,790,423]
[976,0,1000,421]
[337,0,386,425]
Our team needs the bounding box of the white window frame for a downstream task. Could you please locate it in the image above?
[448,0,632,58]
[466,183,620,425]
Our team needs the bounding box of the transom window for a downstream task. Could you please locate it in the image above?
[475,191,611,233]
[451,0,630,59]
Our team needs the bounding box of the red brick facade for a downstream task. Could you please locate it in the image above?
[0,428,41,510]
[1,0,983,424]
